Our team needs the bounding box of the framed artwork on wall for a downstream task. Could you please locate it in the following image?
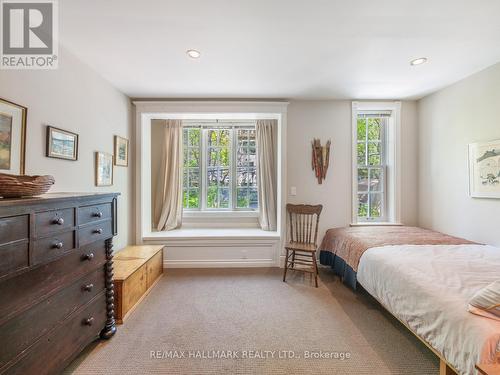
[46,126,79,161]
[0,98,27,175]
[114,135,129,166]
[95,151,114,186]
[468,139,500,198]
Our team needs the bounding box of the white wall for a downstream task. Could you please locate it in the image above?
[418,63,500,246]
[287,100,418,242]
[0,47,133,249]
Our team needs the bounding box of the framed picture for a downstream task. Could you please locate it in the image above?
[114,135,129,166]
[0,98,27,175]
[468,139,500,198]
[46,126,79,161]
[95,151,113,186]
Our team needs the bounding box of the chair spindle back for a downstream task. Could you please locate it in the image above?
[286,204,323,246]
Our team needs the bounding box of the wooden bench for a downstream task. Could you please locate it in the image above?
[113,245,164,324]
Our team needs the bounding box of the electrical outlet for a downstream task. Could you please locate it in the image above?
[290,186,297,196]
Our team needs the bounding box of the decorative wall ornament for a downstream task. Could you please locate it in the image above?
[95,151,114,186]
[468,139,500,198]
[46,126,79,161]
[311,139,331,184]
[0,98,27,175]
[114,135,129,166]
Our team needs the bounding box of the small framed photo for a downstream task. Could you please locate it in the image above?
[46,126,78,161]
[0,98,27,174]
[95,151,113,186]
[468,139,500,199]
[114,135,129,166]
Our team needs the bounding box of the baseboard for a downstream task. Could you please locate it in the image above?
[164,259,277,268]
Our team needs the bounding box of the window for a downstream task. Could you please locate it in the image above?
[182,123,258,211]
[355,113,387,221]
[352,101,401,224]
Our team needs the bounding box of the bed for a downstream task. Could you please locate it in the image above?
[319,226,500,375]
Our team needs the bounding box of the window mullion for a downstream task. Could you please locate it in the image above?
[201,129,207,211]
[231,129,236,209]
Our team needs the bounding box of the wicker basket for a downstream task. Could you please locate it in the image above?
[0,173,55,198]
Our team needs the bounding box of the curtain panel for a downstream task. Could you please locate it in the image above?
[256,119,278,231]
[153,119,183,231]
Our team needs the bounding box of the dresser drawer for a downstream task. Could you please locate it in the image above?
[35,208,75,237]
[0,241,29,277]
[32,230,76,266]
[79,220,112,247]
[0,268,105,368]
[78,203,112,226]
[0,241,107,325]
[0,215,28,246]
[4,293,107,375]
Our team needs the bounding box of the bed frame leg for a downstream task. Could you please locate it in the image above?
[439,359,456,375]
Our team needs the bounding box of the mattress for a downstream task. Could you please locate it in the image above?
[320,226,475,272]
[357,244,500,375]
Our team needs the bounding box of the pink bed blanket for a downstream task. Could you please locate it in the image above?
[319,226,476,272]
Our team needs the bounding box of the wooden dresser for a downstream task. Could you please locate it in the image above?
[0,193,119,375]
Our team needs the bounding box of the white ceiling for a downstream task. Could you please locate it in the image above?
[60,0,500,100]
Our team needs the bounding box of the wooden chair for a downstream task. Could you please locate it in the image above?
[283,204,323,287]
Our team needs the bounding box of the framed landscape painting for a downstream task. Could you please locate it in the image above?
[0,98,27,175]
[468,139,500,198]
[46,126,79,160]
[114,135,129,166]
[95,151,113,186]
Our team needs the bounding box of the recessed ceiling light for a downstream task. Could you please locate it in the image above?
[410,57,428,66]
[186,49,201,59]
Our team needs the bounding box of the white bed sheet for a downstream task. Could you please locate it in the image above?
[357,244,500,375]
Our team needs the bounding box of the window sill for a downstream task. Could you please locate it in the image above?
[143,228,281,241]
[183,210,259,218]
[350,222,403,227]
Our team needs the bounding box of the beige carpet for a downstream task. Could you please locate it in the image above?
[64,267,438,375]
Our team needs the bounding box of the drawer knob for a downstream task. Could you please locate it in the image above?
[83,283,94,292]
[94,228,103,235]
[82,253,94,261]
[93,211,103,218]
[53,241,64,249]
[84,317,94,326]
[53,217,64,225]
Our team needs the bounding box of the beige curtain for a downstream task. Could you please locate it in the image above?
[153,120,183,231]
[256,119,278,231]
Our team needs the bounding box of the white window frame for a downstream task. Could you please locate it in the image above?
[133,101,287,242]
[183,123,258,213]
[351,101,401,225]
[355,115,387,222]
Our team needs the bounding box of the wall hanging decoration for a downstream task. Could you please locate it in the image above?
[46,126,79,161]
[114,135,129,166]
[95,151,114,186]
[311,139,331,184]
[468,139,500,198]
[0,98,27,175]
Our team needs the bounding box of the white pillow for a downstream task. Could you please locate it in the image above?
[468,280,500,321]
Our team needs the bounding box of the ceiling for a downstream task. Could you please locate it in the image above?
[60,0,500,100]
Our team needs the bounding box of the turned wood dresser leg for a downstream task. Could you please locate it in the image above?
[100,238,117,339]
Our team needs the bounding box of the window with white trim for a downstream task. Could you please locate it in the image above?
[352,102,401,224]
[182,122,258,212]
[355,113,388,221]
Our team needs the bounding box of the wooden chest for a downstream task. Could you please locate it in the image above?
[114,245,164,324]
[0,193,119,375]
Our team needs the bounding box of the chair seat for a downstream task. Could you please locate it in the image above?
[285,242,317,252]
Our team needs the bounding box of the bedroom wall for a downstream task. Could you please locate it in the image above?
[287,100,418,242]
[418,62,500,246]
[0,47,133,249]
